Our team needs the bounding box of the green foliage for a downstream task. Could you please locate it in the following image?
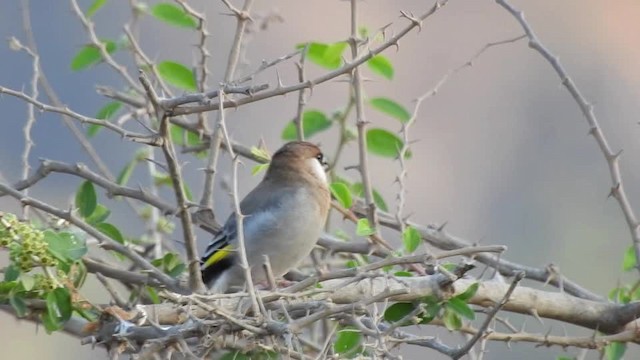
[350,182,388,212]
[356,218,375,237]
[281,110,332,140]
[383,302,417,324]
[402,226,420,254]
[70,40,117,71]
[369,97,411,123]
[157,61,197,91]
[330,182,353,209]
[75,181,97,218]
[86,0,107,17]
[604,342,626,360]
[150,3,198,29]
[366,128,411,159]
[95,222,125,244]
[44,231,88,262]
[367,55,394,79]
[0,213,89,330]
[151,253,186,278]
[622,245,636,271]
[88,101,121,137]
[384,285,478,331]
[334,326,362,357]
[299,41,348,69]
[153,173,193,201]
[43,287,72,333]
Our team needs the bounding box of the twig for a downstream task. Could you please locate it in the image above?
[452,272,524,359]
[496,0,640,277]
[0,182,182,292]
[216,89,262,317]
[349,0,378,235]
[168,0,450,116]
[198,0,254,211]
[5,159,175,215]
[70,0,142,93]
[294,45,309,141]
[139,71,205,293]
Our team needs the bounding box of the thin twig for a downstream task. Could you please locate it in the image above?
[452,272,524,359]
[496,0,640,277]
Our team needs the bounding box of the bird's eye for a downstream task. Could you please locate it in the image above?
[316,153,324,162]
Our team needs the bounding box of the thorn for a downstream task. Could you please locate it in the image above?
[610,149,623,161]
[587,127,597,136]
[437,221,448,232]
[608,183,621,199]
[399,10,422,32]
[528,308,543,325]
[275,69,284,89]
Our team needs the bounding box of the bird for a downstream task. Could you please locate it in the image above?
[200,141,331,293]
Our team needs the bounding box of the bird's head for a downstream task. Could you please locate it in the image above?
[266,141,328,184]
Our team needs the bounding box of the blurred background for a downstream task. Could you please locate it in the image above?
[2,0,640,358]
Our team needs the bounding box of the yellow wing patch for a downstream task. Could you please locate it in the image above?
[203,244,234,269]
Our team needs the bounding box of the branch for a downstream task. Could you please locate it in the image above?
[496,0,640,277]
[166,0,450,116]
[0,182,184,292]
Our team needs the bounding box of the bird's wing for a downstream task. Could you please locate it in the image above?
[200,181,295,278]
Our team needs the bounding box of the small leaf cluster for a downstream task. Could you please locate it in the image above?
[1,213,56,272]
[383,282,479,331]
[289,37,412,160]
[0,212,90,333]
[79,1,201,138]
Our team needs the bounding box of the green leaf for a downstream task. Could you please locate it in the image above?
[281,110,332,140]
[151,3,198,29]
[70,40,117,71]
[605,342,626,360]
[146,286,161,304]
[366,128,411,159]
[394,271,413,277]
[402,226,420,254]
[85,204,111,225]
[456,282,479,302]
[351,183,388,212]
[369,98,410,123]
[356,218,375,237]
[45,231,88,262]
[623,246,636,272]
[446,297,475,320]
[95,222,125,244]
[49,287,72,321]
[116,159,137,186]
[250,146,271,162]
[334,327,362,355]
[88,101,121,137]
[251,163,269,176]
[219,352,251,360]
[41,309,60,333]
[75,181,97,218]
[299,42,348,69]
[87,0,107,17]
[330,182,352,209]
[43,287,72,333]
[157,61,197,91]
[367,55,394,80]
[4,264,20,282]
[9,292,27,317]
[383,302,417,324]
[442,308,462,330]
[19,274,35,291]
